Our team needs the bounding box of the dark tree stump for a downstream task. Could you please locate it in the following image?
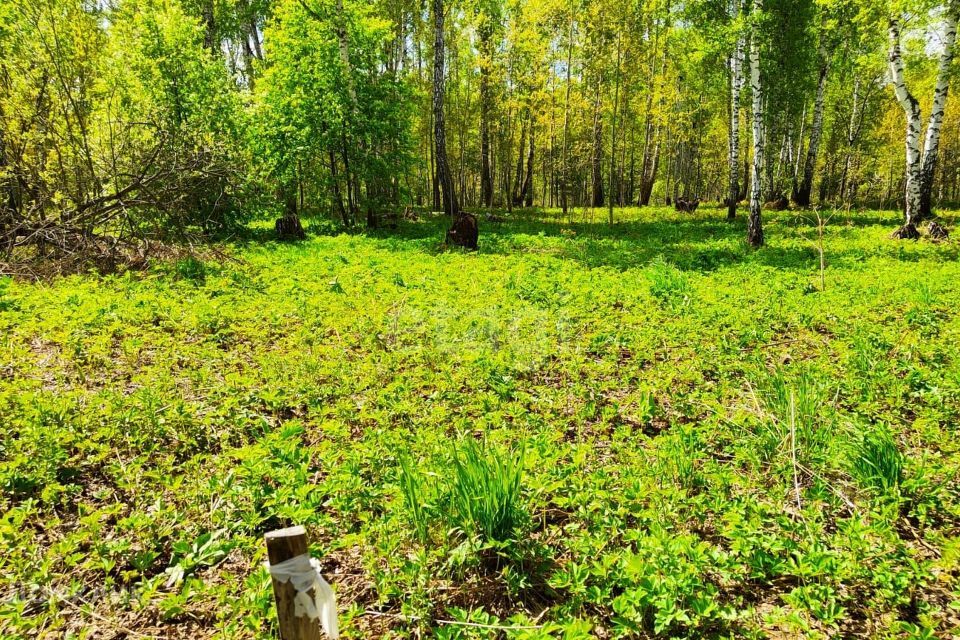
[763,194,789,211]
[891,223,920,240]
[928,221,950,240]
[674,197,700,213]
[275,215,305,241]
[446,213,478,250]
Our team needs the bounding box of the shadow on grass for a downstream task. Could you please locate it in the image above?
[228,207,958,273]
[353,207,959,273]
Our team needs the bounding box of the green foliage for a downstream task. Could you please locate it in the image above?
[0,0,248,248]
[756,368,831,467]
[164,529,234,586]
[0,277,14,312]
[398,454,432,544]
[850,425,904,496]
[249,0,412,220]
[399,436,527,551]
[646,257,692,310]
[448,437,526,545]
[2,208,960,637]
[174,256,209,282]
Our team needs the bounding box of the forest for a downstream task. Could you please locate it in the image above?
[2,0,960,638]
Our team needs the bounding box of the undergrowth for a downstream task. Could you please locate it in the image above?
[1,207,959,638]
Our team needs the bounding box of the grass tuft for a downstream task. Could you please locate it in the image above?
[448,437,526,545]
[850,426,904,496]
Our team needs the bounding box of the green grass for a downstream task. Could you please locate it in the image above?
[448,437,526,547]
[1,206,960,638]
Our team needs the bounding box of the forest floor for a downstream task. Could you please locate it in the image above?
[2,207,960,639]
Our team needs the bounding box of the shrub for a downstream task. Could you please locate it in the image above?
[0,277,13,311]
[174,256,208,282]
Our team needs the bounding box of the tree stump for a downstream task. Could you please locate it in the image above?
[446,213,479,250]
[763,194,789,211]
[928,221,950,240]
[276,215,306,241]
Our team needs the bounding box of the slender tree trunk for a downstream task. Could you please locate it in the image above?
[479,19,494,208]
[322,0,361,221]
[521,114,535,207]
[250,18,264,60]
[241,30,256,87]
[514,112,527,204]
[561,19,574,216]
[433,0,459,218]
[747,0,764,247]
[505,102,514,214]
[608,32,622,224]
[341,133,357,218]
[329,149,348,225]
[591,80,604,208]
[840,78,861,202]
[888,17,923,236]
[793,39,829,207]
[919,3,959,219]
[740,144,749,201]
[334,0,356,105]
[627,125,636,205]
[792,104,805,186]
[728,7,744,219]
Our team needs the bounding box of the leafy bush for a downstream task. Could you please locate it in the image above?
[0,277,13,311]
[174,256,208,282]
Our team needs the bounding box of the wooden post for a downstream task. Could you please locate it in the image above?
[265,526,323,640]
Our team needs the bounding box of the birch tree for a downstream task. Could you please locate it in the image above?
[888,2,958,238]
[728,0,745,219]
[919,1,959,219]
[477,2,498,209]
[792,36,830,207]
[748,0,764,247]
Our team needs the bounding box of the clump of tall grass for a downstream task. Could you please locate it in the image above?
[448,437,526,544]
[398,454,432,544]
[398,437,527,549]
[756,369,830,467]
[849,426,904,496]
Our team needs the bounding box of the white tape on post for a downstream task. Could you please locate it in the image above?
[267,554,340,639]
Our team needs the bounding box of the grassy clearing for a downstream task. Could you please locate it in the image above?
[1,207,960,638]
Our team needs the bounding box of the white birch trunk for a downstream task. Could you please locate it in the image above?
[728,0,744,219]
[888,17,922,231]
[795,39,829,206]
[919,4,959,217]
[335,0,357,106]
[747,0,764,247]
